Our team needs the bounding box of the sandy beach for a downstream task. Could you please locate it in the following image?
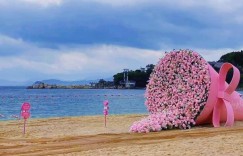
[1,114,243,156]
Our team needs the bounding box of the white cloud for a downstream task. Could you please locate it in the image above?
[0,35,25,47]
[80,0,243,12]
[0,35,242,81]
[0,35,164,80]
[80,0,243,25]
[0,0,63,7]
[20,0,62,7]
[3,0,242,13]
[195,48,243,61]
[77,0,243,25]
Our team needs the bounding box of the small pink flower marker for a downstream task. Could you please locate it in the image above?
[21,102,31,135]
[103,100,109,127]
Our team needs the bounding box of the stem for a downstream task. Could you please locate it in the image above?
[23,119,26,135]
[105,115,107,127]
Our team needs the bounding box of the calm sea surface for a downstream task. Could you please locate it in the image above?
[0,87,242,121]
[0,87,147,120]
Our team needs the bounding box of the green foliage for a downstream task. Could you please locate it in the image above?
[128,70,148,87]
[146,64,155,75]
[219,50,243,88]
[94,79,114,88]
[113,51,243,89]
[220,51,243,69]
[113,64,155,88]
[113,73,124,86]
[240,75,243,88]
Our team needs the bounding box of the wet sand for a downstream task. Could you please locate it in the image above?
[1,114,243,156]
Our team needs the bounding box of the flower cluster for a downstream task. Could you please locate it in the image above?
[130,49,211,133]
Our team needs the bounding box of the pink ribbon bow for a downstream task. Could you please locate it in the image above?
[213,63,240,127]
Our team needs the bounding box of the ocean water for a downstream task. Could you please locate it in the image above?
[0,87,242,121]
[0,87,147,120]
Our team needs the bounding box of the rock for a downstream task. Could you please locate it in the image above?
[32,81,45,89]
[27,81,90,89]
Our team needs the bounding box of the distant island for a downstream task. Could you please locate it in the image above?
[27,64,155,89]
[27,81,90,89]
[27,50,243,90]
[27,80,115,89]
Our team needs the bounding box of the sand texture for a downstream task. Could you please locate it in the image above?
[1,114,243,156]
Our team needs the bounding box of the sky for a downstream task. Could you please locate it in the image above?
[0,0,243,84]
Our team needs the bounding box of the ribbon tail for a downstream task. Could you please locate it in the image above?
[213,101,221,127]
[213,99,234,127]
[223,99,234,127]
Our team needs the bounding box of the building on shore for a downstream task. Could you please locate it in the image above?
[119,69,136,88]
[89,80,115,89]
[119,80,136,88]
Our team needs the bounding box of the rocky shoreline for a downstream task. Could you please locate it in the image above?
[26,81,115,89]
[27,81,92,89]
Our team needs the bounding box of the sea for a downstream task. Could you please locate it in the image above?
[0,87,147,121]
[0,87,242,121]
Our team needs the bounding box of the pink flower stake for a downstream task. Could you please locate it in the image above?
[103,100,109,127]
[130,49,242,133]
[21,102,31,135]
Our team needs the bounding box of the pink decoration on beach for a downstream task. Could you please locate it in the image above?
[103,100,109,127]
[21,102,31,135]
[130,49,243,133]
[196,63,243,126]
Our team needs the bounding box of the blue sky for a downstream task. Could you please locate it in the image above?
[0,0,243,84]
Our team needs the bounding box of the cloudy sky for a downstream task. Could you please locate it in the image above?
[0,0,243,84]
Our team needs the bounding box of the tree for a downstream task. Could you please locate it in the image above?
[98,79,106,88]
[219,51,243,69]
[218,51,243,88]
[146,64,155,75]
[113,73,123,86]
[113,64,155,88]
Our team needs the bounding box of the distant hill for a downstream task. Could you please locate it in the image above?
[41,79,93,85]
[218,50,243,88]
[0,77,113,86]
[219,50,243,72]
[40,77,113,86]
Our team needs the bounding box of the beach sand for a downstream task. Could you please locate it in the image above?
[1,114,243,156]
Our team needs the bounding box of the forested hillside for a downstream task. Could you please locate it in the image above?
[218,51,243,88]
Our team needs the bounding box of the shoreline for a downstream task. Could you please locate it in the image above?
[0,85,242,91]
[26,87,146,90]
[0,113,148,122]
[1,114,243,155]
[0,114,147,139]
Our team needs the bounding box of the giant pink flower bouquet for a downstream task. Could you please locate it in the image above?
[130,49,242,133]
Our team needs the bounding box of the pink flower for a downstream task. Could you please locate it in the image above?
[130,49,211,133]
